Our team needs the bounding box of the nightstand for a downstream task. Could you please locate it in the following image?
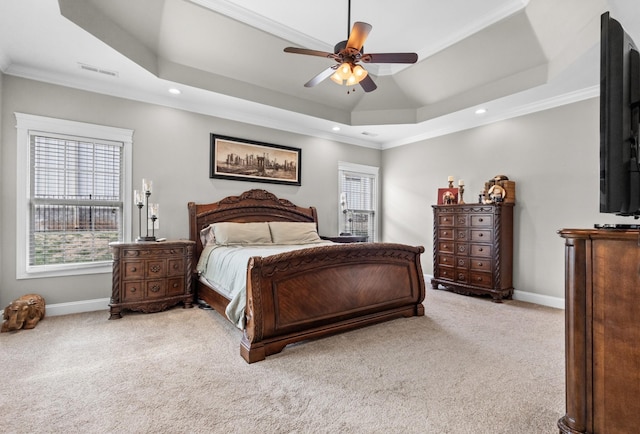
[321,235,368,243]
[109,240,195,319]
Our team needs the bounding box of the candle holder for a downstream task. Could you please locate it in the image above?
[458,184,465,204]
[135,180,157,242]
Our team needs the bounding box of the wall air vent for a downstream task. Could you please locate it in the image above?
[78,63,119,77]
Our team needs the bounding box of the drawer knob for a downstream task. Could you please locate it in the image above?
[479,233,483,237]
[479,248,484,252]
[130,287,137,292]
[150,285,161,293]
[150,265,161,273]
[443,231,448,235]
[131,267,137,272]
[479,218,484,222]
[173,283,179,288]
[478,262,483,266]
[173,264,179,269]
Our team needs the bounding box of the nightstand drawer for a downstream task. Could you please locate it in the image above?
[123,281,145,301]
[167,258,185,276]
[123,261,144,280]
[167,277,184,296]
[146,279,166,298]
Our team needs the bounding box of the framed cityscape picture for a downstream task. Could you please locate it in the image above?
[210,134,301,186]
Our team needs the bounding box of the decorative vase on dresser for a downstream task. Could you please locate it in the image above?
[109,240,195,319]
[431,203,514,301]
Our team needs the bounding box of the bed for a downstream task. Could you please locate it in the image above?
[188,189,426,363]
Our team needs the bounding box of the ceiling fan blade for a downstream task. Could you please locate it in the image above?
[284,47,337,59]
[361,52,418,64]
[346,21,372,51]
[359,75,377,92]
[304,66,338,88]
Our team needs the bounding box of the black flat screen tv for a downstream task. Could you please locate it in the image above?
[600,12,640,217]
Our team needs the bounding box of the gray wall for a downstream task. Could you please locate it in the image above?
[0,75,380,306]
[382,97,634,300]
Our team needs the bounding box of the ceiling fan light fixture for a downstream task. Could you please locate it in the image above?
[353,64,367,80]
[330,72,344,84]
[336,62,352,80]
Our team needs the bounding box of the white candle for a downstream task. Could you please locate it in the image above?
[458,179,465,186]
[447,176,454,183]
[142,178,152,194]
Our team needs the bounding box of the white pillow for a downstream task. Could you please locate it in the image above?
[200,225,216,247]
[211,222,272,245]
[269,221,322,244]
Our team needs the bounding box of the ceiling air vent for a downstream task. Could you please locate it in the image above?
[78,63,119,77]
[361,131,378,137]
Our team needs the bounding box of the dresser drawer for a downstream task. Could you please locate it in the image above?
[123,260,144,280]
[439,228,455,240]
[470,230,491,242]
[438,214,455,227]
[437,254,455,267]
[438,241,454,253]
[470,214,493,227]
[470,272,493,288]
[470,244,492,257]
[470,257,492,272]
[455,270,469,283]
[455,243,469,255]
[437,267,455,281]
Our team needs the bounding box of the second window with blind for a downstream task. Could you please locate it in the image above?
[338,161,379,242]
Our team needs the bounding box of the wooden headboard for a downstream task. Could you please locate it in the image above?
[188,189,318,260]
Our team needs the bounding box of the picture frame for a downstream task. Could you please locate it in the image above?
[437,187,459,205]
[210,134,301,186]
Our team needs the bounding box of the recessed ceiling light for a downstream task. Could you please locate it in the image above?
[332,126,341,131]
[475,108,487,115]
[168,88,181,95]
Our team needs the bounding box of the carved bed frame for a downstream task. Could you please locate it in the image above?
[188,189,426,363]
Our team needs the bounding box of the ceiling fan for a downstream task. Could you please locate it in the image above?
[283,1,418,93]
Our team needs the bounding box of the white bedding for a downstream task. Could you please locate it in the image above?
[196,242,333,329]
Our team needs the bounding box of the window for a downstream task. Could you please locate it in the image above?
[15,113,133,279]
[338,161,379,242]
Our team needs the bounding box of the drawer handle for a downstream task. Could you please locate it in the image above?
[130,287,137,292]
[478,233,484,237]
[476,277,482,281]
[131,267,137,272]
[173,283,179,288]
[173,264,179,269]
[443,244,448,249]
[478,262,483,266]
[479,218,484,222]
[443,258,448,263]
[444,218,448,222]
[478,248,484,252]
[150,285,161,293]
[150,265,161,273]
[443,231,448,235]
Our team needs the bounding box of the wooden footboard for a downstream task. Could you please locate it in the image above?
[240,242,425,363]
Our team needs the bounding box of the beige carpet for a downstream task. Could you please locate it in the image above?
[0,288,565,433]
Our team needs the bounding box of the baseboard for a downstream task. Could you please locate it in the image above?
[45,298,110,317]
[424,274,565,310]
[512,290,564,309]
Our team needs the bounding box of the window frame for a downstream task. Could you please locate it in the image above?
[15,113,133,279]
[338,161,379,242]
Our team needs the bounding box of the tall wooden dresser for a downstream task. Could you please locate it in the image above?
[558,229,640,434]
[109,240,195,319]
[431,203,514,301]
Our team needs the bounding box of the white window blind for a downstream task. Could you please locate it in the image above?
[30,134,123,267]
[338,162,378,241]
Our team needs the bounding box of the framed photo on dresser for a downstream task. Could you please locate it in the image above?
[437,187,459,205]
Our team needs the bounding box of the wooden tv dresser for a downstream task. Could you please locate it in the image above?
[558,228,640,434]
[431,203,514,301]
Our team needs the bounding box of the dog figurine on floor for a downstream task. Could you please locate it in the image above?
[1,294,46,332]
